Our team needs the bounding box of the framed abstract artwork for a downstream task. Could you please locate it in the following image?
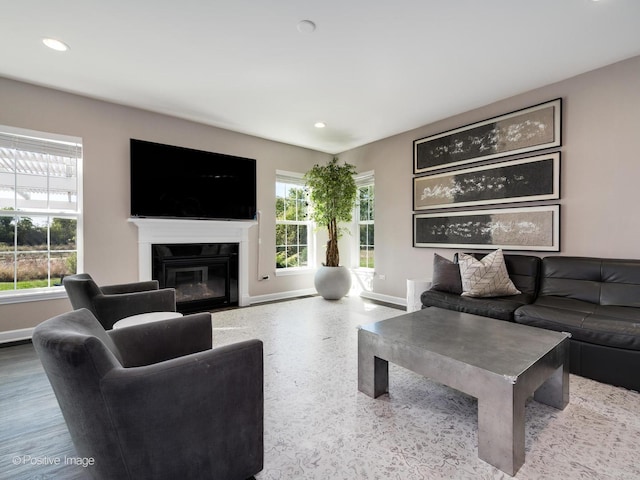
[413,205,560,251]
[414,98,562,174]
[413,152,560,210]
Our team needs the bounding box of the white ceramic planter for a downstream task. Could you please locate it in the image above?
[314,265,352,300]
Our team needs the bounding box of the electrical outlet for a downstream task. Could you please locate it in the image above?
[378,274,386,280]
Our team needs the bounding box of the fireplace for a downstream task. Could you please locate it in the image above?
[128,218,256,307]
[153,243,238,312]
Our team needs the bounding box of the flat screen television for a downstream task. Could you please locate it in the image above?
[130,139,257,220]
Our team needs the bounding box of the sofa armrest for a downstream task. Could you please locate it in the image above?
[93,288,177,328]
[108,312,212,367]
[100,280,160,294]
[99,340,264,479]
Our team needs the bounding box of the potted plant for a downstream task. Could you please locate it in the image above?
[304,156,357,299]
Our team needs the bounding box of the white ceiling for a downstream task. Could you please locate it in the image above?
[2,1,640,154]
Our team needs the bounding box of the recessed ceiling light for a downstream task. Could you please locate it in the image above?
[42,38,69,52]
[314,122,326,128]
[297,20,316,34]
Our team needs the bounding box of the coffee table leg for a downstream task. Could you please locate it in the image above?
[534,359,569,410]
[477,382,526,476]
[358,330,389,398]
[478,342,568,475]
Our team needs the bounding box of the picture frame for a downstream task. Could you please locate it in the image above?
[413,205,560,251]
[413,98,562,174]
[413,152,560,211]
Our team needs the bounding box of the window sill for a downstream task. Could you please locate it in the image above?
[275,267,315,277]
[0,287,68,305]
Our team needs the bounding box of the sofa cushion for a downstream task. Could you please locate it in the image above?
[541,256,604,304]
[431,253,462,294]
[528,295,598,314]
[421,289,533,322]
[515,296,640,350]
[600,259,640,307]
[459,249,521,297]
[593,304,640,321]
[502,255,541,297]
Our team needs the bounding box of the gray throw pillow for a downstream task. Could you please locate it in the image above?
[431,253,463,294]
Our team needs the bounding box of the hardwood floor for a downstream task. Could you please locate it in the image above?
[0,342,86,479]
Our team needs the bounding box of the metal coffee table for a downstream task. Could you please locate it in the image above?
[358,307,570,475]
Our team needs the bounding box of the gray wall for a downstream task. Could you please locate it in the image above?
[340,54,640,299]
[0,77,328,332]
[1,53,639,333]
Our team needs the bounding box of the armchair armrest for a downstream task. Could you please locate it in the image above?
[99,340,264,479]
[93,288,176,328]
[108,312,212,367]
[100,280,160,294]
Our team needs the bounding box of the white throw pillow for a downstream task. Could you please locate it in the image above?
[458,249,521,298]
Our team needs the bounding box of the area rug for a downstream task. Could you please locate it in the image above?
[211,295,640,479]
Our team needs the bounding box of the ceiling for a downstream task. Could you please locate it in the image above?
[2,1,640,154]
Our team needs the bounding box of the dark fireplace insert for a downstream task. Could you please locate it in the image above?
[152,243,239,313]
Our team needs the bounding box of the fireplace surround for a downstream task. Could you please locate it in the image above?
[128,218,256,307]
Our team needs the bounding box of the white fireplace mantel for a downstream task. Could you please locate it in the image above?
[128,218,257,306]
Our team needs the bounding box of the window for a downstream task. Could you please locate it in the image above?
[0,125,82,297]
[355,173,374,269]
[275,171,312,271]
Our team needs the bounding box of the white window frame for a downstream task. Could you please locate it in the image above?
[275,170,314,276]
[352,171,375,271]
[0,125,83,304]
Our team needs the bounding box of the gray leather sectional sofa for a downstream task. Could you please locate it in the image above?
[421,254,640,391]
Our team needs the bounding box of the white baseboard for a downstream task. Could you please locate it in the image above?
[249,289,406,308]
[249,288,317,305]
[0,327,33,344]
[359,291,406,308]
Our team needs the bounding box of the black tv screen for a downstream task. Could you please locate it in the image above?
[130,139,257,220]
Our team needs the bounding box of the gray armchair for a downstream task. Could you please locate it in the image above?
[63,273,176,329]
[32,309,264,480]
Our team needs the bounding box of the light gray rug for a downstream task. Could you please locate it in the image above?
[211,296,640,480]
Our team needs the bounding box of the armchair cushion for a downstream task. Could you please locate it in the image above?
[108,312,212,367]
